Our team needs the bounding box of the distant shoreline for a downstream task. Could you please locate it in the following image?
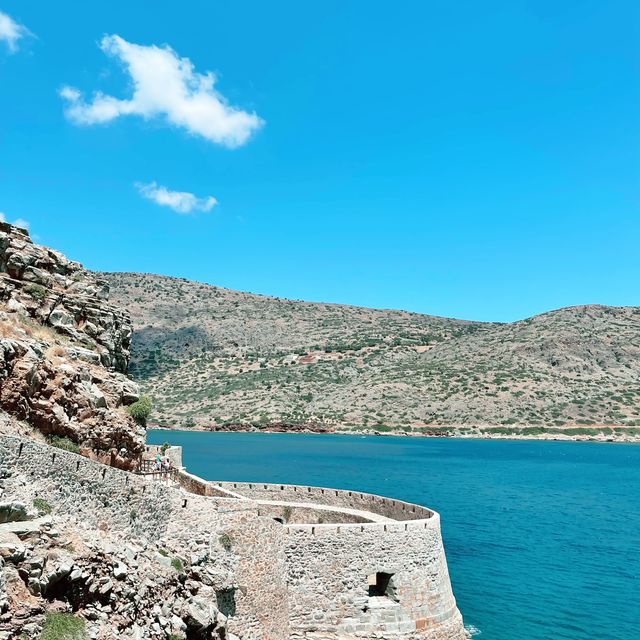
[148,423,640,444]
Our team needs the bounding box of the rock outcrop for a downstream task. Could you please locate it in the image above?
[0,222,131,372]
[0,500,230,640]
[0,223,143,468]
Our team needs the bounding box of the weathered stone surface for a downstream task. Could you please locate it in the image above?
[0,221,132,372]
[0,435,291,640]
[0,222,143,468]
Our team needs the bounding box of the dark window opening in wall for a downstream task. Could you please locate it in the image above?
[368,572,398,601]
[273,517,285,524]
[216,588,237,617]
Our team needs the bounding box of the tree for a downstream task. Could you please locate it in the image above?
[127,395,152,427]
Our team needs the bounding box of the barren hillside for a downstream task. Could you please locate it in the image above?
[104,272,640,439]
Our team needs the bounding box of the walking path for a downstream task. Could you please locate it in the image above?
[252,499,395,523]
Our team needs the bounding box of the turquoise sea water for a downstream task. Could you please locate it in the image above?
[147,430,640,640]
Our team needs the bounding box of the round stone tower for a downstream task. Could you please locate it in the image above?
[211,481,468,639]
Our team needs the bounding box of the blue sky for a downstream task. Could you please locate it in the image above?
[0,1,638,322]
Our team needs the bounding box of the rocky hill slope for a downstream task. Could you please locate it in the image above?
[104,272,640,440]
[0,223,143,467]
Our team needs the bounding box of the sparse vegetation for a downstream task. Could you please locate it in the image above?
[48,435,80,454]
[171,557,184,572]
[104,273,640,437]
[33,498,52,515]
[40,613,87,640]
[24,283,46,302]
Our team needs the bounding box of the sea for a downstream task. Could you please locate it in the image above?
[147,430,640,640]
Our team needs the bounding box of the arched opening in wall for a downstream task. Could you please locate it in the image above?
[216,588,237,618]
[367,572,398,601]
[273,517,285,525]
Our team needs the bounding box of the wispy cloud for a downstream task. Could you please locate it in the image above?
[0,10,30,53]
[135,182,217,215]
[60,35,263,148]
[0,212,29,230]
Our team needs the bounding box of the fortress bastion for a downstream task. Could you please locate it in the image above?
[2,434,467,639]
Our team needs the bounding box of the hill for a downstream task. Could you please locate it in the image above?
[103,272,640,440]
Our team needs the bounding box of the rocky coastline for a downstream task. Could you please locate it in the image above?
[149,421,640,444]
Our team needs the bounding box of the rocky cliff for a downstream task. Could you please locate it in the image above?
[0,223,143,468]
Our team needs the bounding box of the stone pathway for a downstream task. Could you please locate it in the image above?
[254,499,395,523]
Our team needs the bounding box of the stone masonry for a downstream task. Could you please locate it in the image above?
[1,434,467,639]
[206,482,466,640]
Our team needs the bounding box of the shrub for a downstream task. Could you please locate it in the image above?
[48,435,80,454]
[282,505,293,523]
[24,283,46,302]
[127,396,152,426]
[219,533,233,551]
[171,557,184,572]
[48,345,66,358]
[161,441,171,454]
[40,612,87,640]
[33,498,52,515]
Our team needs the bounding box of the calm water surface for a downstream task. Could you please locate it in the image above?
[147,430,640,640]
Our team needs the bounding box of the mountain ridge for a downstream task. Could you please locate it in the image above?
[103,271,640,441]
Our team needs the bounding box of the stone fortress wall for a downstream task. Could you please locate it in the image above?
[0,435,291,640]
[206,482,465,640]
[211,481,434,522]
[2,434,466,640]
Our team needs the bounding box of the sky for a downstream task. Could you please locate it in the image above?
[0,1,638,323]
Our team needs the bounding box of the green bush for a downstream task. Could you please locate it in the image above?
[48,435,80,454]
[127,396,152,426]
[219,533,233,551]
[40,613,87,640]
[24,283,46,302]
[171,557,184,572]
[33,498,52,515]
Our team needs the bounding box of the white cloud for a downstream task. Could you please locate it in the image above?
[135,182,217,214]
[59,86,81,101]
[60,35,263,148]
[0,212,29,230]
[0,11,30,53]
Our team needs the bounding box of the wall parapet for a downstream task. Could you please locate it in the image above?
[282,513,440,534]
[210,480,435,525]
